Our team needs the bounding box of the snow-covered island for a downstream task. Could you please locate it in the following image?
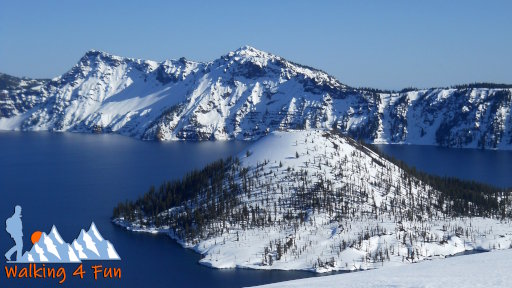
[113,130,512,273]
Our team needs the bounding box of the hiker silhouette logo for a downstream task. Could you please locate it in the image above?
[4,205,23,262]
[4,205,120,263]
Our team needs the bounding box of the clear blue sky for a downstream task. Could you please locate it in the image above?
[1,0,511,89]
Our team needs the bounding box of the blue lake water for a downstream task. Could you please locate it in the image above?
[0,132,511,287]
[374,144,512,188]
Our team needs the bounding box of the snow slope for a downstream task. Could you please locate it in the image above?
[115,130,512,273]
[253,249,512,288]
[1,48,511,149]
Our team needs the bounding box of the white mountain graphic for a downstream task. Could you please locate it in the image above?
[15,222,119,263]
[19,226,80,263]
[72,222,120,260]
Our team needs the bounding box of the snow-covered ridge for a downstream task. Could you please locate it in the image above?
[114,130,512,273]
[1,47,511,149]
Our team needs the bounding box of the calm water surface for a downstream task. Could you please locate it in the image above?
[375,144,512,188]
[1,132,511,287]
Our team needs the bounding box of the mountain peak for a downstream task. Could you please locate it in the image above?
[236,45,262,53]
[83,49,111,58]
[80,49,129,64]
[229,45,273,59]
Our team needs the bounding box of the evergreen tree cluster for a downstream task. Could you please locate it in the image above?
[451,83,512,89]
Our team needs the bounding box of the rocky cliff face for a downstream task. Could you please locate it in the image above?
[1,46,511,149]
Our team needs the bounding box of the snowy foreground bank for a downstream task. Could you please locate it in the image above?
[253,249,512,288]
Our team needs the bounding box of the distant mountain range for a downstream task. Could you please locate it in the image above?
[1,46,511,149]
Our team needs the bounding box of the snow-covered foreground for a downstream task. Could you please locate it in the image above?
[253,249,512,288]
[115,130,512,273]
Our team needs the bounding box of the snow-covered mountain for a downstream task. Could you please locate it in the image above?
[114,130,512,272]
[72,222,120,260]
[1,47,511,149]
[19,226,80,263]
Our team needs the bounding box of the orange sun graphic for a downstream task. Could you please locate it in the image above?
[31,231,43,245]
